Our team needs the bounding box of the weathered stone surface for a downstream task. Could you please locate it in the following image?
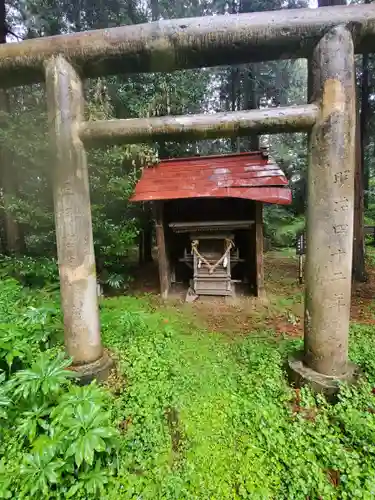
[45,55,103,367]
[0,5,374,87]
[288,353,359,398]
[71,350,115,385]
[79,105,318,148]
[302,26,357,380]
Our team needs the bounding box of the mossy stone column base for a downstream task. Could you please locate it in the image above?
[70,351,115,385]
[288,352,359,398]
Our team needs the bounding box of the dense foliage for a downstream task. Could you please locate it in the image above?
[0,279,119,498]
[0,274,375,499]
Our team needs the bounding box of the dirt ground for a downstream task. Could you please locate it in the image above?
[128,250,375,337]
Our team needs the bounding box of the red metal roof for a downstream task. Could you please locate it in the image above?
[130,151,291,205]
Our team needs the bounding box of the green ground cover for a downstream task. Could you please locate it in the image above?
[0,254,374,499]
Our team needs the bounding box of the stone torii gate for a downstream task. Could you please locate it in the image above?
[0,4,374,387]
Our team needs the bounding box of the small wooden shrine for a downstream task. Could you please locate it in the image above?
[131,151,291,299]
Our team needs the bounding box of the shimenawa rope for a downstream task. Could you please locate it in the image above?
[191,238,234,274]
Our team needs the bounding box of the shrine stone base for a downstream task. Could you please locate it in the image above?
[70,350,115,385]
[287,352,359,399]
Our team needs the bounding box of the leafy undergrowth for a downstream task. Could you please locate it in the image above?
[1,279,375,498]
[0,280,119,499]
[101,296,375,499]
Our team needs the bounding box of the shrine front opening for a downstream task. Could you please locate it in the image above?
[0,3,374,389]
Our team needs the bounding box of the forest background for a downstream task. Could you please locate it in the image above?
[0,0,373,290]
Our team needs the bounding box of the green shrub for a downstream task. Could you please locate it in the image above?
[0,279,119,499]
[0,353,119,499]
[273,216,305,247]
[0,254,134,294]
[0,279,62,373]
[365,203,375,225]
[264,206,305,248]
[0,279,24,322]
[0,256,59,289]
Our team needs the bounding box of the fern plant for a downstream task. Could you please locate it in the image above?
[19,447,65,498]
[55,382,108,420]
[105,273,125,290]
[0,458,13,499]
[22,305,60,350]
[15,404,52,444]
[0,373,10,421]
[1,356,119,499]
[65,460,110,498]
[0,324,33,373]
[9,352,76,404]
[52,399,118,467]
[17,387,118,498]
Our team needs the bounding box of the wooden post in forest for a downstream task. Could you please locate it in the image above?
[255,202,265,297]
[289,26,358,392]
[353,99,367,283]
[45,55,112,381]
[153,201,170,299]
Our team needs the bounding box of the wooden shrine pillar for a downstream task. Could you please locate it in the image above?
[289,26,357,392]
[255,202,265,297]
[153,201,170,299]
[45,55,111,381]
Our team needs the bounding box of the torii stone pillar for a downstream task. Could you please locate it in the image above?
[289,26,358,393]
[45,55,112,382]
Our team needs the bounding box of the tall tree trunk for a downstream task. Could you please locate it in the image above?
[0,0,23,254]
[137,0,160,265]
[353,101,367,282]
[353,0,370,281]
[138,232,144,265]
[140,203,153,264]
[143,218,153,262]
[230,66,241,152]
[239,0,258,152]
[230,0,240,152]
[352,28,368,281]
[361,0,370,210]
[243,65,259,151]
[151,0,159,21]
